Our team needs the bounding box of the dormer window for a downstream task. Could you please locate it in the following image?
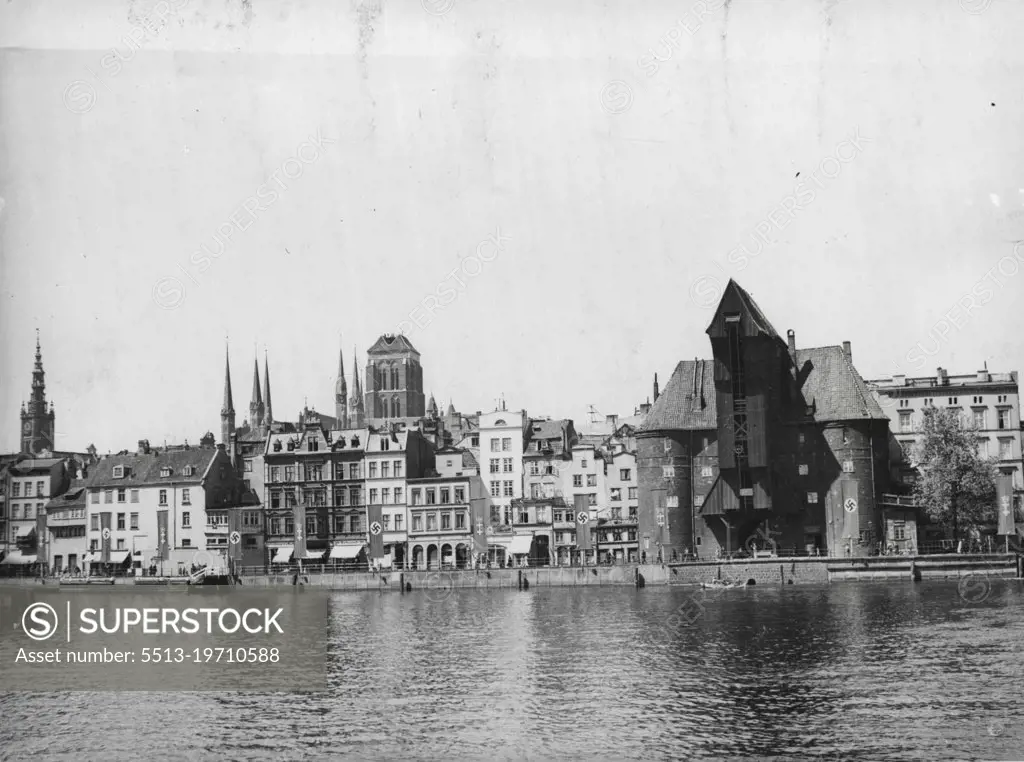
[308,439,319,452]
[160,467,172,478]
[273,441,282,452]
[286,441,295,452]
[183,466,195,477]
[112,465,127,478]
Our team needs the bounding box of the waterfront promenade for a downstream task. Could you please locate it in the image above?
[3,554,1020,591]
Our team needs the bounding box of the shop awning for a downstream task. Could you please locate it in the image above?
[0,551,37,565]
[303,549,326,561]
[82,552,96,563]
[509,535,533,555]
[273,547,294,563]
[108,551,130,564]
[329,544,363,560]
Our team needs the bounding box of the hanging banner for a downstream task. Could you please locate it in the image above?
[157,510,170,561]
[841,481,860,540]
[367,503,384,559]
[471,497,489,555]
[100,512,112,563]
[228,507,243,563]
[996,474,1016,536]
[293,500,306,560]
[36,510,47,570]
[574,494,592,551]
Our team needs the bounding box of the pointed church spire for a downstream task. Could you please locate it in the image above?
[251,357,263,405]
[22,330,55,453]
[263,350,273,429]
[221,344,236,447]
[335,339,349,428]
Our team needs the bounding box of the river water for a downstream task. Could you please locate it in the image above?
[1,579,1022,761]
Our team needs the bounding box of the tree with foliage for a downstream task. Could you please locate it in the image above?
[911,407,999,542]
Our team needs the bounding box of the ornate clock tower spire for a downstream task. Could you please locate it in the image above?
[20,330,55,454]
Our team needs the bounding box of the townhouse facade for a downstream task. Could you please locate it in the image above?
[1,457,69,568]
[82,442,250,574]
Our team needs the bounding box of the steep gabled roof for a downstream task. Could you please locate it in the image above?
[639,360,718,432]
[795,346,889,422]
[86,449,219,489]
[706,279,782,340]
[367,334,419,355]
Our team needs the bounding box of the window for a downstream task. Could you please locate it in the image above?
[610,487,622,501]
[411,489,422,506]
[502,458,513,473]
[628,487,638,500]
[629,506,638,519]
[798,464,809,476]
[89,539,99,551]
[554,511,564,523]
[977,439,989,457]
[973,409,986,429]
[271,466,280,482]
[305,464,323,481]
[369,488,379,504]
[948,397,958,405]
[899,412,912,433]
[798,432,805,445]
[588,494,597,506]
[382,515,391,530]
[662,466,675,479]
[117,513,125,530]
[490,438,500,452]
[394,515,403,531]
[349,464,359,479]
[490,481,500,497]
[381,462,390,478]
[441,513,452,530]
[394,487,403,504]
[413,515,423,531]
[490,459,500,474]
[504,506,513,525]
[587,474,597,487]
[35,481,44,496]
[427,514,437,531]
[426,489,436,505]
[182,538,192,548]
[530,462,539,476]
[441,488,450,504]
[130,489,139,503]
[160,468,172,478]
[502,437,512,451]
[369,462,378,478]
[91,515,99,531]
[11,483,19,498]
[573,475,583,488]
[334,515,347,534]
[284,467,294,481]
[182,489,191,505]
[334,488,346,506]
[619,469,631,481]
[104,489,113,504]
[998,409,1011,429]
[381,488,390,504]
[503,481,513,497]
[999,439,1012,460]
[349,487,360,505]
[807,492,818,504]
[518,506,529,524]
[271,492,281,509]
[454,487,465,503]
[843,461,854,473]
[90,491,98,504]
[116,538,126,551]
[182,512,191,528]
[244,460,253,473]
[456,512,466,529]
[394,461,402,477]
[308,438,319,452]
[159,490,168,506]
[663,439,672,453]
[892,520,906,541]
[471,435,479,447]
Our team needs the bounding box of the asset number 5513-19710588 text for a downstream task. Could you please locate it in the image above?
[140,647,280,663]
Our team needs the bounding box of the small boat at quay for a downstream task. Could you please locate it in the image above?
[701,579,753,590]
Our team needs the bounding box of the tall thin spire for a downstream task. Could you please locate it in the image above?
[263,350,273,428]
[21,330,55,453]
[222,345,235,415]
[251,357,263,405]
[335,339,349,428]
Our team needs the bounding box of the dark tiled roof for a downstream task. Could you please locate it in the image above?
[367,334,419,355]
[795,346,889,422]
[85,449,219,488]
[46,481,87,508]
[10,458,64,473]
[733,282,780,340]
[639,360,718,432]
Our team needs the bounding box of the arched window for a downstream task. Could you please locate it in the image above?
[391,367,399,390]
[379,367,387,390]
[395,398,401,418]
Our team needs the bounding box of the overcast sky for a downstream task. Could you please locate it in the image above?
[1,0,1022,455]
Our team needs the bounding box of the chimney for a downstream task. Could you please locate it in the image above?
[977,365,990,383]
[937,367,947,386]
[787,329,796,355]
[893,374,906,387]
[137,439,150,455]
[606,414,618,427]
[653,374,660,403]
[842,341,851,361]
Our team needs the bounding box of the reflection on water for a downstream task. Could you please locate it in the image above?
[1,580,1022,761]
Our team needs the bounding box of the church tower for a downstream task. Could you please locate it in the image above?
[221,346,236,447]
[364,334,425,423]
[335,345,349,428]
[20,331,56,454]
[249,355,265,434]
[262,351,274,434]
[350,347,365,429]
